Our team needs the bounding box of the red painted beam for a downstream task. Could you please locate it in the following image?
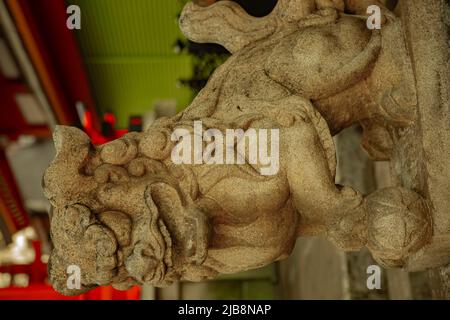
[0,72,52,139]
[0,149,29,234]
[6,0,100,130]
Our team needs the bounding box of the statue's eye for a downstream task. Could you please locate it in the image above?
[142,248,155,257]
[61,205,91,238]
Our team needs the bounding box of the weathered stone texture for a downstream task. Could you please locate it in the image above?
[43,0,449,295]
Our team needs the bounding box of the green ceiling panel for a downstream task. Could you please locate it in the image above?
[67,0,193,128]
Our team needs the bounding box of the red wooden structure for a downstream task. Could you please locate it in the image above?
[0,0,133,299]
[0,241,141,300]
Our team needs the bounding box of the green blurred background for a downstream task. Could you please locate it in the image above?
[67,0,193,128]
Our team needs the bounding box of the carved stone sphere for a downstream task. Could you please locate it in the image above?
[366,187,432,268]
